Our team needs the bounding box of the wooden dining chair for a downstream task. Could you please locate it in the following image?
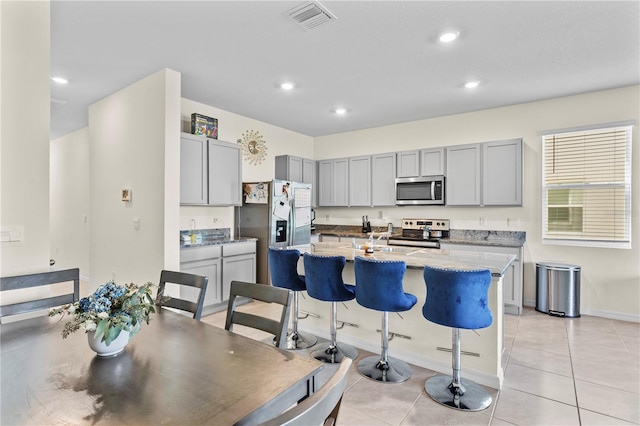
[0,268,80,320]
[259,357,353,426]
[156,270,208,320]
[225,280,292,349]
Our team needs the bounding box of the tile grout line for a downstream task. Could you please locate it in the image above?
[565,317,583,425]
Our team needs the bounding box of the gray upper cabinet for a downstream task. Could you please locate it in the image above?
[371,152,397,206]
[348,155,371,206]
[482,139,523,206]
[208,139,242,206]
[318,160,333,206]
[446,139,523,206]
[275,155,317,206]
[396,150,420,177]
[446,143,481,205]
[180,133,208,205]
[420,148,446,176]
[318,158,349,206]
[274,155,303,182]
[180,132,242,206]
[333,158,349,206]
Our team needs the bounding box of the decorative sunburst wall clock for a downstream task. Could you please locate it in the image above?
[237,129,267,165]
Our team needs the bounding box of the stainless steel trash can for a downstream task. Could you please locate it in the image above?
[536,262,581,318]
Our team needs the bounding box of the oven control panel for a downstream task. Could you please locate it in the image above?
[402,218,450,231]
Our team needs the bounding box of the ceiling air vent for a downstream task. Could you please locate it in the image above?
[286,1,336,31]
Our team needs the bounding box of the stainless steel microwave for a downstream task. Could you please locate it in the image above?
[395,175,445,205]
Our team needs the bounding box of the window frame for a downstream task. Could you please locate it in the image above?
[541,123,633,249]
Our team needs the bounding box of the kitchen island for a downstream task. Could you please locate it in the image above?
[295,242,515,390]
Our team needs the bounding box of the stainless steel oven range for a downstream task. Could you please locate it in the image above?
[388,218,450,248]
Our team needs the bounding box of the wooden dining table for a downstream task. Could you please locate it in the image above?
[0,309,323,425]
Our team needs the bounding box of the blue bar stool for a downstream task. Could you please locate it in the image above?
[304,253,358,363]
[354,256,417,383]
[422,265,493,411]
[268,248,317,350]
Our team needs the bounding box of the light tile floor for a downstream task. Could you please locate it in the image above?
[202,304,640,425]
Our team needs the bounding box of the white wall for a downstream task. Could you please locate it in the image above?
[89,68,181,287]
[50,127,90,278]
[0,1,51,276]
[179,98,314,234]
[314,85,640,321]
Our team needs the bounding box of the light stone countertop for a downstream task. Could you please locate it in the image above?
[310,241,515,277]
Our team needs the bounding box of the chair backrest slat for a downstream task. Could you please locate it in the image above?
[259,358,352,426]
[156,270,208,320]
[0,268,80,319]
[224,280,292,349]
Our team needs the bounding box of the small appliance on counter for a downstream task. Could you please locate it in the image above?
[387,218,450,248]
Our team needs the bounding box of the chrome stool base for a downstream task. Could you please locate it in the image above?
[311,342,358,363]
[425,375,492,411]
[283,329,317,350]
[357,355,412,383]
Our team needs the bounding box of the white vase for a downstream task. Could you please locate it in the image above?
[87,330,130,357]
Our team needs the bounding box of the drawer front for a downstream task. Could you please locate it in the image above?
[180,245,222,262]
[222,241,256,257]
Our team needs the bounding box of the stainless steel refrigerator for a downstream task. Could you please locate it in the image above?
[236,180,312,285]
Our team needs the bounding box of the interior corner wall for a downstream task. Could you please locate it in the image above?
[313,85,640,321]
[89,69,181,288]
[0,1,51,275]
[50,127,90,279]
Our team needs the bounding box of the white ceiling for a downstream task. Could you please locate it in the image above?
[50,1,640,140]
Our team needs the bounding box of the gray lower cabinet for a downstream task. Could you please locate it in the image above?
[180,241,256,315]
[440,242,523,315]
[180,245,223,308]
[221,242,257,301]
[372,152,396,206]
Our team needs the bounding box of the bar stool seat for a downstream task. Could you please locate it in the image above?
[354,256,417,383]
[422,265,493,411]
[268,247,317,350]
[303,253,358,363]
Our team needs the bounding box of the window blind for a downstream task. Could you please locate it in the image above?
[542,125,632,248]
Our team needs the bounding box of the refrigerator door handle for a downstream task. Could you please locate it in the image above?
[287,200,295,247]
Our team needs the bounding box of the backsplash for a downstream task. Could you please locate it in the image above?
[180,228,231,246]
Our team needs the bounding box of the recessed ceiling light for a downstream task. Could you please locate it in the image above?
[334,108,347,115]
[51,77,68,84]
[280,82,295,90]
[439,31,460,43]
[464,81,480,89]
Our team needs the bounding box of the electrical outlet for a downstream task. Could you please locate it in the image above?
[507,218,520,227]
[212,217,218,224]
[479,217,486,226]
[133,217,140,230]
[325,214,331,221]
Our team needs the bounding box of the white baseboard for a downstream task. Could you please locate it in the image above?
[524,298,639,323]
